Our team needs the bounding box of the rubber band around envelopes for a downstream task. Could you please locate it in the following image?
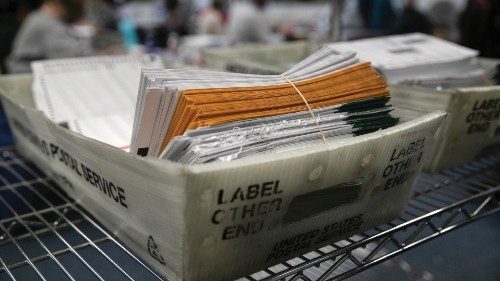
[281,75,329,144]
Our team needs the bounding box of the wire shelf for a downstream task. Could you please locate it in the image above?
[0,146,499,281]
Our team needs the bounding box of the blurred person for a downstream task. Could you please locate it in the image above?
[341,0,366,40]
[197,0,225,34]
[358,0,397,36]
[6,0,90,73]
[227,0,273,44]
[0,0,19,73]
[140,0,191,49]
[83,0,123,55]
[393,0,433,34]
[165,0,190,36]
[426,1,457,39]
[459,0,500,58]
[0,0,42,73]
[85,0,117,30]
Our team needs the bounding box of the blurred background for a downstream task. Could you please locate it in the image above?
[0,0,499,74]
[0,1,499,280]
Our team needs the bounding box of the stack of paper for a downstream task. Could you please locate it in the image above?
[327,33,497,88]
[30,48,401,163]
[399,66,498,89]
[132,46,398,160]
[31,55,164,150]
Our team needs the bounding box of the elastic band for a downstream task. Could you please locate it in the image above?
[281,75,328,143]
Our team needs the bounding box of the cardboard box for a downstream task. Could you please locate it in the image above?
[203,41,314,74]
[391,84,500,172]
[0,74,445,281]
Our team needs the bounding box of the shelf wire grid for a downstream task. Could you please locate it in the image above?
[0,146,499,281]
[246,155,500,281]
[0,146,163,281]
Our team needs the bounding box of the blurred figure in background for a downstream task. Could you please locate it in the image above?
[227,0,273,44]
[142,0,190,49]
[0,0,20,73]
[84,0,123,55]
[197,0,225,35]
[0,0,42,73]
[7,0,90,73]
[164,0,190,37]
[393,0,433,34]
[85,0,117,30]
[358,0,397,36]
[459,0,500,58]
[426,0,456,39]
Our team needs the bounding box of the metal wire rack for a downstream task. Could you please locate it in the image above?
[0,145,499,281]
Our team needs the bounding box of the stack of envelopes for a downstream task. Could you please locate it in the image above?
[327,33,498,88]
[132,46,399,160]
[163,97,398,164]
